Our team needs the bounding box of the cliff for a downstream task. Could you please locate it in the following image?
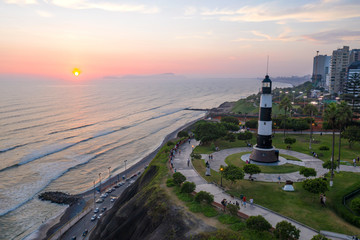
[90,146,215,240]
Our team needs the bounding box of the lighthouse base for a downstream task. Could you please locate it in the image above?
[249,146,279,163]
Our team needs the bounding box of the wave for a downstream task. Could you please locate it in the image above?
[0,144,27,153]
[0,107,185,173]
[49,123,96,135]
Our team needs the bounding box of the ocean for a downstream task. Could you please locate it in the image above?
[0,76,290,239]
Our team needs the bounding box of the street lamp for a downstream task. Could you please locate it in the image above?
[93,180,96,209]
[124,160,127,171]
[220,167,224,187]
[99,173,102,194]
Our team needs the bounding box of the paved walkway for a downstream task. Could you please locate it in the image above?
[172,140,358,240]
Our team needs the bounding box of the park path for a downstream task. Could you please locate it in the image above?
[173,140,321,240]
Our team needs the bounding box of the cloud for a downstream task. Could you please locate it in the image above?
[302,30,360,44]
[4,0,37,4]
[233,28,298,42]
[36,10,52,17]
[47,0,159,13]
[184,6,197,16]
[176,31,213,40]
[201,0,360,22]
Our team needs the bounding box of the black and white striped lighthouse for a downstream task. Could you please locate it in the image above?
[249,75,279,163]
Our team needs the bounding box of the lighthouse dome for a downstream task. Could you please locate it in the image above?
[262,75,272,94]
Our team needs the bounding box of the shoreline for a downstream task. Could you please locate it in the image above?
[34,116,205,240]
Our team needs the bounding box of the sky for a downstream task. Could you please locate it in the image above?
[0,0,360,81]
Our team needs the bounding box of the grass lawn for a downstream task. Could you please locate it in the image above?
[194,133,360,166]
[225,153,302,174]
[192,157,360,236]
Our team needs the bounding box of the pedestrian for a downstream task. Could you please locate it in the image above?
[323,194,326,206]
[250,198,253,207]
[236,201,240,207]
[221,199,227,211]
[278,175,281,184]
[320,193,324,206]
[243,196,246,208]
[188,139,191,144]
[240,194,244,206]
[187,158,190,167]
[354,158,357,167]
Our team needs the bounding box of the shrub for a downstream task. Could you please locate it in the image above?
[221,116,239,125]
[322,160,339,170]
[173,172,186,185]
[245,119,258,129]
[166,178,175,187]
[222,122,240,131]
[167,141,174,146]
[319,146,330,151]
[299,167,317,178]
[230,222,247,232]
[274,220,300,240]
[227,204,240,216]
[237,131,253,140]
[284,137,296,145]
[190,152,202,159]
[180,181,196,193]
[225,132,236,142]
[351,198,360,214]
[194,191,214,204]
[246,215,272,231]
[311,234,330,240]
[177,130,189,138]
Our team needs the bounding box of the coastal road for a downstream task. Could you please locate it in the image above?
[60,177,138,240]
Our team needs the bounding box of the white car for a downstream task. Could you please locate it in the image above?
[96,198,104,203]
[94,207,99,213]
[97,213,103,219]
[91,215,97,221]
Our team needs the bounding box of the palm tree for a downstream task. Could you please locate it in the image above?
[280,96,292,140]
[336,101,352,171]
[303,103,318,149]
[323,102,338,187]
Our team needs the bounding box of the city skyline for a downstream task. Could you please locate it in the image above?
[1,0,360,81]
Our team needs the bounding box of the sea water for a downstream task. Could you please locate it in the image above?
[0,76,290,239]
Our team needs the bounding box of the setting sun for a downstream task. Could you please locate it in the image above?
[72,68,81,77]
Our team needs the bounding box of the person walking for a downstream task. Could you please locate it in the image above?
[187,158,190,167]
[354,158,357,167]
[278,175,281,184]
[250,198,254,207]
[243,196,246,208]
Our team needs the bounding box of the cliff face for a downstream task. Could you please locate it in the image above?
[90,165,214,240]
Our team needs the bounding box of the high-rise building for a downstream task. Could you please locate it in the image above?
[343,61,360,113]
[312,54,331,88]
[330,46,350,95]
[350,49,360,64]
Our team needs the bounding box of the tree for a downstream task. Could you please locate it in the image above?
[172,172,186,186]
[245,119,258,129]
[302,178,328,195]
[194,121,227,144]
[343,125,360,148]
[246,215,272,231]
[280,96,293,140]
[221,116,239,125]
[274,220,300,240]
[194,191,214,204]
[225,132,236,142]
[304,103,318,149]
[292,119,309,133]
[180,181,196,193]
[323,102,338,186]
[311,234,330,240]
[221,122,240,131]
[243,164,261,179]
[299,167,317,178]
[223,165,244,184]
[336,101,352,171]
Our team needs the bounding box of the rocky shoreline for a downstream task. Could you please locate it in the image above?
[38,191,81,205]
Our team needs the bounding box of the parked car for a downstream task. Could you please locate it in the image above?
[106,189,112,194]
[101,207,107,212]
[96,198,104,203]
[110,197,116,202]
[91,215,97,221]
[94,207,99,213]
[97,213,103,219]
[82,229,88,236]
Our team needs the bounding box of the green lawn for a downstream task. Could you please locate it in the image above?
[192,157,360,236]
[194,133,360,166]
[225,152,302,174]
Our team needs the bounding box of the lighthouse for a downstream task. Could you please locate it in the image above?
[249,75,279,163]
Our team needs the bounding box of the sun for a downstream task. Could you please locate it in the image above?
[72,68,81,77]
